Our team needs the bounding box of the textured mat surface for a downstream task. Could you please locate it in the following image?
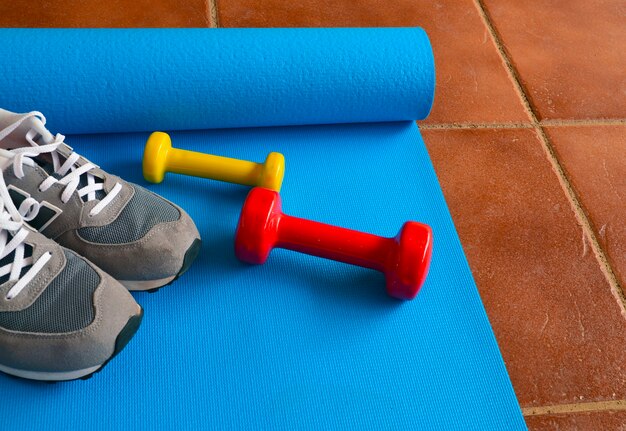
[0,28,525,429]
[0,123,524,430]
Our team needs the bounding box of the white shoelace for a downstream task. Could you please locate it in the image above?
[0,171,51,300]
[0,111,122,218]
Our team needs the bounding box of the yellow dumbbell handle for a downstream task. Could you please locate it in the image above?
[168,148,263,185]
[143,132,285,192]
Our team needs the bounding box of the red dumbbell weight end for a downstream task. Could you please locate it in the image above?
[234,187,433,300]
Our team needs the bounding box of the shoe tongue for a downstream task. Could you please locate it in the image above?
[0,110,107,201]
[0,108,24,129]
[0,109,55,150]
[0,111,66,174]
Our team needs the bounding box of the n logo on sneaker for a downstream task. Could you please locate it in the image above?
[7,185,63,232]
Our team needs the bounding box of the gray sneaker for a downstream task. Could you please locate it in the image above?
[0,109,201,291]
[0,172,143,381]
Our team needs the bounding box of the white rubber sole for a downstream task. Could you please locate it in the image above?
[119,275,176,291]
[0,362,101,381]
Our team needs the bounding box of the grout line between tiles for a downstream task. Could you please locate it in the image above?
[474,0,626,314]
[206,0,219,28]
[523,400,626,416]
[418,122,533,130]
[419,119,626,131]
[541,119,626,127]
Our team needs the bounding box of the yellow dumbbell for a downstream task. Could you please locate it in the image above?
[143,132,285,192]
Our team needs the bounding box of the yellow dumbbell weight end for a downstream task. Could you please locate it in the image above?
[143,132,172,184]
[143,132,285,192]
[258,152,285,192]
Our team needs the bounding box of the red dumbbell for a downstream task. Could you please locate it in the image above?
[234,187,433,300]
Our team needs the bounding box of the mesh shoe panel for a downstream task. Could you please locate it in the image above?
[77,185,180,244]
[0,250,99,334]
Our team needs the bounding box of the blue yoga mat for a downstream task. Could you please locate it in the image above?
[0,29,525,430]
[0,28,434,132]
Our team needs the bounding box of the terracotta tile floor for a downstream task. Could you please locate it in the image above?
[2,0,625,429]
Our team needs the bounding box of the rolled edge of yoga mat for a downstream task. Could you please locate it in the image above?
[0,28,435,134]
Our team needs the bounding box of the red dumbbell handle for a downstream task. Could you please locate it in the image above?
[275,213,393,271]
